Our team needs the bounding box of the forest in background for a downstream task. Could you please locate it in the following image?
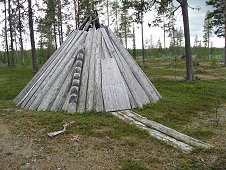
[0,0,225,75]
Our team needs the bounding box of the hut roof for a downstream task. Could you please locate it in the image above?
[14,15,161,113]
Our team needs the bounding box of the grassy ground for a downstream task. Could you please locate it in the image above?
[0,59,226,169]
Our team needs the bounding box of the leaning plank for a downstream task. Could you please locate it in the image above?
[27,32,86,110]
[93,29,104,112]
[101,28,149,108]
[101,58,131,111]
[112,111,193,153]
[124,110,212,149]
[83,16,92,31]
[107,27,161,102]
[38,44,85,111]
[86,29,98,111]
[14,30,77,104]
[50,57,78,111]
[78,16,90,30]
[19,31,81,108]
[76,28,95,113]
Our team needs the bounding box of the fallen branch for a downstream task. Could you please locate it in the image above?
[47,121,74,138]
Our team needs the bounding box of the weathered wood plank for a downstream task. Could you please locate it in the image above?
[76,28,95,113]
[50,57,79,111]
[112,111,193,153]
[20,31,82,109]
[26,32,86,110]
[101,58,131,111]
[107,27,162,102]
[86,29,98,111]
[37,45,85,111]
[124,110,212,149]
[14,30,77,104]
[93,29,104,112]
[83,16,92,31]
[101,36,111,59]
[65,52,84,113]
[101,27,149,108]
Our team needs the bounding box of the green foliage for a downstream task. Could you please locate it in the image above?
[0,66,34,100]
[211,56,217,68]
[135,79,226,137]
[206,0,224,37]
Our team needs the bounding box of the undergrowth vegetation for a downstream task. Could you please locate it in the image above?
[0,58,226,169]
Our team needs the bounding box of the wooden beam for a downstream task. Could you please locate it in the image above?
[20,31,82,109]
[93,29,104,112]
[14,30,77,104]
[101,28,150,108]
[86,29,98,111]
[77,28,95,113]
[107,28,161,102]
[124,110,212,149]
[26,32,86,110]
[112,111,193,153]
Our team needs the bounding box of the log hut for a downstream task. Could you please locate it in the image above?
[14,15,161,113]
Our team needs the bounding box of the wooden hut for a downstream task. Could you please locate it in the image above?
[14,15,161,113]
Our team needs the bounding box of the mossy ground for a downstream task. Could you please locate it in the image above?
[0,58,226,169]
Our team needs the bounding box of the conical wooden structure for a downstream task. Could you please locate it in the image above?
[14,15,161,113]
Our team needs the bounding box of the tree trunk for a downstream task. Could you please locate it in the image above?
[124,26,127,49]
[179,0,193,80]
[141,12,145,66]
[4,0,10,66]
[224,0,226,66]
[107,0,109,27]
[53,19,57,49]
[77,0,80,27]
[58,0,63,45]
[73,0,77,28]
[18,0,25,65]
[28,0,38,72]
[8,0,15,66]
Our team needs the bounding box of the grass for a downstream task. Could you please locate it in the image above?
[0,66,35,100]
[0,58,226,169]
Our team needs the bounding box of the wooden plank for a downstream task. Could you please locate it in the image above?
[101,58,131,111]
[124,110,212,149]
[107,27,162,102]
[101,36,111,59]
[93,29,104,112]
[101,28,149,108]
[37,45,84,111]
[50,57,79,111]
[76,28,95,113]
[78,16,90,30]
[26,32,86,110]
[14,30,77,104]
[20,31,82,109]
[112,111,193,153]
[83,16,92,31]
[86,29,98,111]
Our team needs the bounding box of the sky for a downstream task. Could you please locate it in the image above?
[0,0,224,50]
[125,0,225,49]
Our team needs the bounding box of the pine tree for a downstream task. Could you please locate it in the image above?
[203,11,213,58]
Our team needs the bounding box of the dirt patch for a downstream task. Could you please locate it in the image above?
[0,119,122,169]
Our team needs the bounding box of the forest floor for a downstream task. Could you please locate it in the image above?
[0,58,226,169]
